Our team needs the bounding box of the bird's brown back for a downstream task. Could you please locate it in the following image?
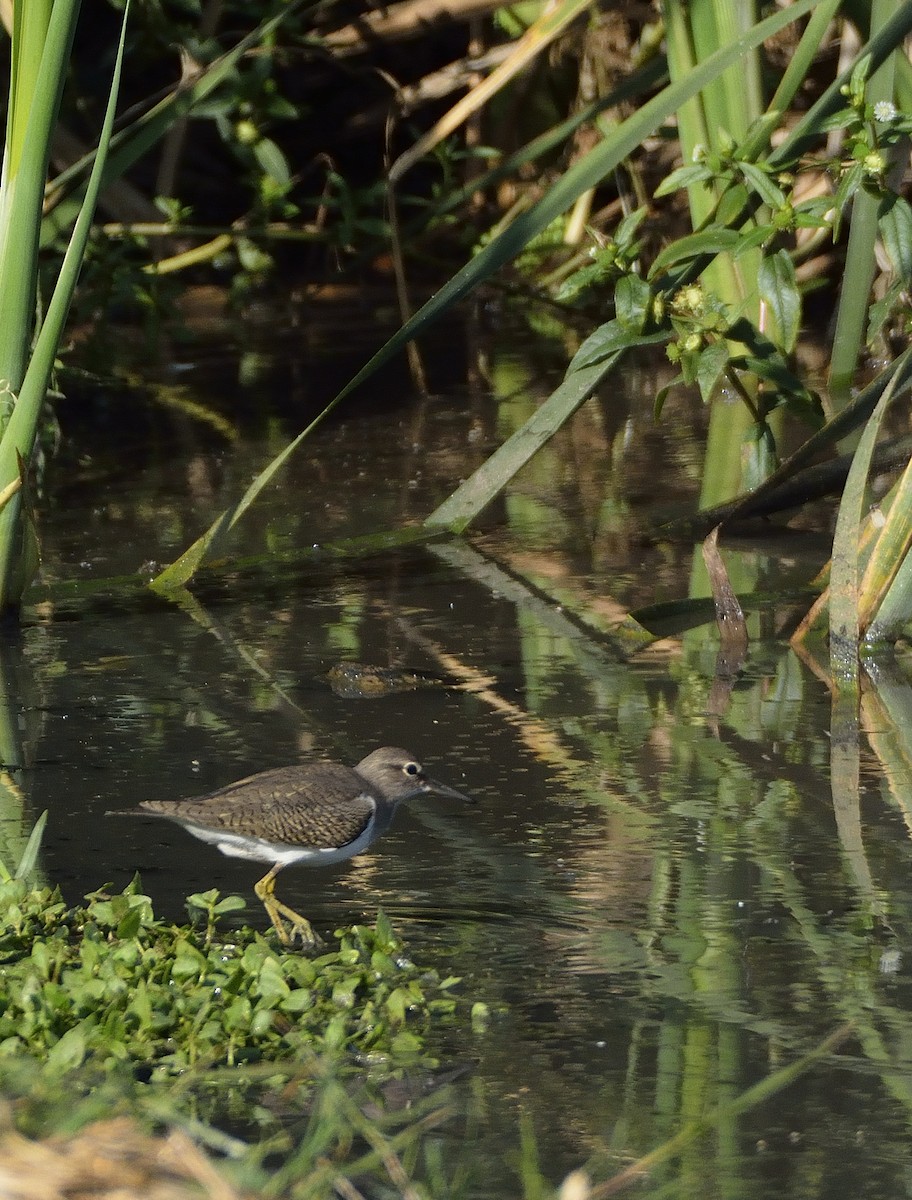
[135,763,376,849]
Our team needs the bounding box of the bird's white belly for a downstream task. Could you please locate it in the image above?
[183,821,378,867]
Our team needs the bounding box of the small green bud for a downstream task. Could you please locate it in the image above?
[235,120,259,146]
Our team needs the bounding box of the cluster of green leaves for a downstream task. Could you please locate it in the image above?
[0,876,458,1079]
[555,208,647,303]
[819,57,912,346]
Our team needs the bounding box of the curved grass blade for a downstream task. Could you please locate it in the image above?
[858,455,912,641]
[0,809,47,883]
[13,809,47,880]
[152,0,819,589]
[830,355,907,687]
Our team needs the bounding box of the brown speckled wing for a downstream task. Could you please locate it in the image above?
[136,763,376,849]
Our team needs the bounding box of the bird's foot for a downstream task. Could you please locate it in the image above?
[255,873,324,951]
[264,897,324,951]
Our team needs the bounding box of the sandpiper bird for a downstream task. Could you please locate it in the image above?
[111,746,471,947]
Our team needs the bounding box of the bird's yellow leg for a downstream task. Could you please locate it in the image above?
[254,866,323,949]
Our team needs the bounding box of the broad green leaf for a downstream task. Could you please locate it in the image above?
[758,249,801,353]
[46,1026,87,1073]
[695,341,730,403]
[877,192,912,280]
[615,274,652,333]
[742,420,778,490]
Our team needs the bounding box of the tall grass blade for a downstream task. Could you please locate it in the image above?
[0,1,131,610]
[0,0,78,394]
[426,333,667,532]
[828,0,900,399]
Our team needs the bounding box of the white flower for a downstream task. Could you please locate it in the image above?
[874,100,897,123]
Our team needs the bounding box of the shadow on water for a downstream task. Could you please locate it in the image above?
[4,304,912,1196]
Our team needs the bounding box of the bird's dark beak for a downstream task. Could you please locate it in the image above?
[424,776,474,804]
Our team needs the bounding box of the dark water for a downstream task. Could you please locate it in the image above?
[6,303,912,1197]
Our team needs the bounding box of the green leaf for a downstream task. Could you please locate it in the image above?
[733,225,775,255]
[649,229,742,278]
[695,341,730,403]
[758,249,801,353]
[116,905,143,940]
[253,136,290,186]
[569,319,629,371]
[878,192,912,280]
[47,1026,87,1073]
[654,374,683,420]
[742,420,778,490]
[832,162,863,239]
[615,274,652,333]
[737,160,786,207]
[615,205,648,245]
[654,163,712,197]
[14,810,47,880]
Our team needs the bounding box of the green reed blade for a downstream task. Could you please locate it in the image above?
[0,0,78,395]
[0,1,131,610]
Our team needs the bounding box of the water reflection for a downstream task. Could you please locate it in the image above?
[3,315,912,1196]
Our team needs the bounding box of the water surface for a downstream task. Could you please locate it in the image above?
[7,303,912,1198]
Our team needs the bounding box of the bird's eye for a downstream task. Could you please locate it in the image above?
[403,761,420,776]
